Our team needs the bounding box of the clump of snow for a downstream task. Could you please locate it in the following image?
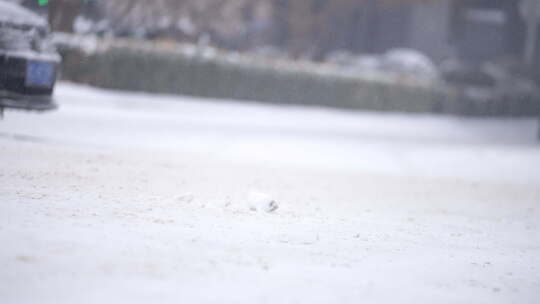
[325,48,440,84]
[0,22,60,61]
[354,54,383,71]
[0,26,32,50]
[52,32,98,55]
[177,16,196,36]
[73,16,112,36]
[73,16,94,35]
[1,48,60,62]
[0,1,58,60]
[382,48,440,81]
[199,46,217,60]
[176,193,194,203]
[247,191,278,213]
[0,1,47,28]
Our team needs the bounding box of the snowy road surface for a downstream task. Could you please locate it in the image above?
[1,83,539,304]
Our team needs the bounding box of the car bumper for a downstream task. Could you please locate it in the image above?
[0,90,57,111]
[0,52,59,111]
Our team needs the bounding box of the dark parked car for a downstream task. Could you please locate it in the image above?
[0,0,60,114]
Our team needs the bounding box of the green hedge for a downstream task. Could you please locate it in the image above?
[57,38,539,117]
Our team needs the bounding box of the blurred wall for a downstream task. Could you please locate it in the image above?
[409,1,455,62]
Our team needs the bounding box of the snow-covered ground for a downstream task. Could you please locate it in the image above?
[1,82,539,304]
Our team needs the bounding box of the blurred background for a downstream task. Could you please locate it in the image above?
[27,0,540,63]
[7,0,540,117]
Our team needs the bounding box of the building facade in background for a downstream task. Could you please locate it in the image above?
[278,0,536,66]
[14,0,540,68]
